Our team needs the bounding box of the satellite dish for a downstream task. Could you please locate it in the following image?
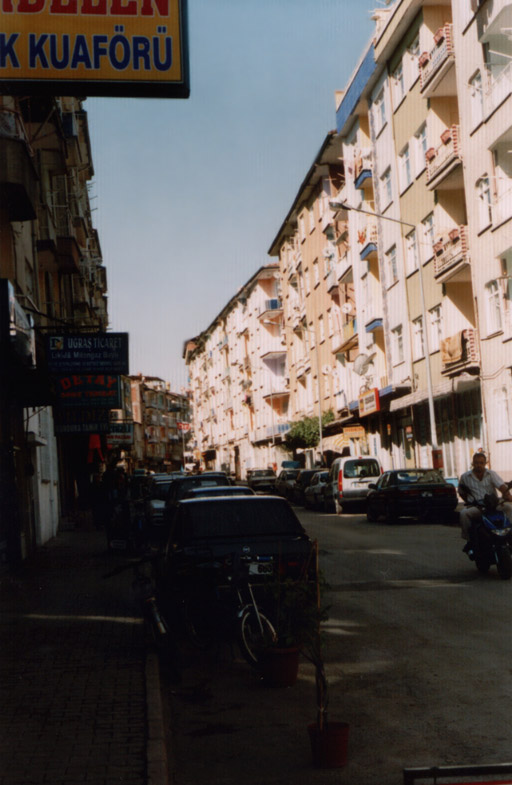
[322,364,331,375]
[341,302,353,314]
[353,353,375,376]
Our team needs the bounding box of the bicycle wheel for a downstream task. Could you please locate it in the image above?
[238,609,277,666]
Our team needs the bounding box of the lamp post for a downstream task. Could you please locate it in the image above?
[330,200,439,457]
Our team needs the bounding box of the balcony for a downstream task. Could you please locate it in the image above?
[354,149,373,191]
[326,268,338,293]
[0,108,37,222]
[295,356,310,379]
[358,219,379,261]
[221,366,231,381]
[337,253,353,284]
[484,60,512,118]
[433,225,471,283]
[420,24,456,98]
[440,328,480,376]
[266,422,291,439]
[259,298,283,320]
[260,335,287,361]
[332,318,358,354]
[492,183,512,228]
[425,126,463,190]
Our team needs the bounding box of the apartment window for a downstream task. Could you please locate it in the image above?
[406,229,420,274]
[413,316,425,359]
[386,244,399,286]
[422,212,435,260]
[485,280,503,335]
[374,89,387,135]
[327,309,334,337]
[476,176,492,231]
[318,315,325,343]
[493,385,512,439]
[414,123,427,176]
[309,205,315,233]
[393,62,405,107]
[299,214,306,242]
[399,144,412,191]
[391,324,404,365]
[469,71,484,128]
[408,35,420,85]
[313,258,320,287]
[429,305,442,353]
[381,167,393,207]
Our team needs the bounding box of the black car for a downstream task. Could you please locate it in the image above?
[292,469,320,506]
[181,486,255,499]
[304,471,329,510]
[247,469,277,494]
[275,469,300,500]
[160,473,230,534]
[156,495,316,594]
[366,468,458,523]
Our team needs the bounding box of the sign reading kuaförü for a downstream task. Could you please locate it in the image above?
[0,0,189,98]
[47,332,129,374]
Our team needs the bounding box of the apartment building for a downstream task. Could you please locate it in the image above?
[185,264,291,478]
[0,94,109,561]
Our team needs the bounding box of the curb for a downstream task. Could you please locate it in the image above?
[146,651,170,785]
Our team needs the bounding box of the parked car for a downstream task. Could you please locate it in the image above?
[304,471,329,510]
[275,468,300,500]
[292,469,321,506]
[247,469,277,494]
[366,468,458,523]
[181,486,255,499]
[155,495,316,601]
[163,473,230,531]
[145,472,184,529]
[324,456,382,513]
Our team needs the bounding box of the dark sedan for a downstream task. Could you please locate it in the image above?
[155,495,316,596]
[292,469,320,506]
[247,469,277,494]
[366,468,458,523]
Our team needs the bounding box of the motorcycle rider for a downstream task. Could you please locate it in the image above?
[458,452,512,554]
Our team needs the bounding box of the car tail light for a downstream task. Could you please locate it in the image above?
[338,471,343,497]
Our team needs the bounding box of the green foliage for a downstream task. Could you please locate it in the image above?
[284,410,335,451]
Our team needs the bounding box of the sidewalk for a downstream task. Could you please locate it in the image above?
[0,525,169,785]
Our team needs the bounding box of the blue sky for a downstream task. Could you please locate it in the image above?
[86,0,379,390]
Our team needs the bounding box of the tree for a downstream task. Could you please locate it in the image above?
[284,410,334,452]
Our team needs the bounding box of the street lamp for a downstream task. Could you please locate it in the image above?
[329,200,439,457]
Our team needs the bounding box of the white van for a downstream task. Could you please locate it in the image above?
[325,456,382,513]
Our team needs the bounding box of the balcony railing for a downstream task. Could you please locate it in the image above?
[342,318,357,343]
[358,218,378,260]
[433,225,470,282]
[354,149,373,190]
[326,268,338,292]
[440,328,479,375]
[484,60,512,117]
[425,125,461,187]
[259,298,283,318]
[420,24,454,95]
[492,183,512,228]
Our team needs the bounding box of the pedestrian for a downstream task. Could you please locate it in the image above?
[458,452,512,552]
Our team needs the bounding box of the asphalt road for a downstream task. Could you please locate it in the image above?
[161,506,512,785]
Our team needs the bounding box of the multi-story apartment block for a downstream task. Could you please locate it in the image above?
[0,94,109,561]
[185,264,291,478]
[187,0,512,482]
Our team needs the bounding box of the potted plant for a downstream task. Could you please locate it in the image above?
[448,227,460,243]
[434,26,445,45]
[440,128,452,145]
[425,147,436,162]
[419,51,430,68]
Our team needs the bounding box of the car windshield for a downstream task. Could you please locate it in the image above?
[174,477,227,499]
[343,459,381,478]
[251,470,275,477]
[284,470,299,479]
[395,470,446,484]
[184,487,253,498]
[151,482,173,501]
[180,499,304,539]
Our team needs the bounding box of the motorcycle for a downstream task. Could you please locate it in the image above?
[459,482,512,579]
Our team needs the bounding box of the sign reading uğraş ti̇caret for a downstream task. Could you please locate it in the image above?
[0,0,189,98]
[47,333,129,374]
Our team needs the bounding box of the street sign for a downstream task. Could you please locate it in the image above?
[54,374,122,408]
[47,333,129,375]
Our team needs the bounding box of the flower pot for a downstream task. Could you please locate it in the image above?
[259,647,300,687]
[419,52,429,67]
[440,129,452,144]
[434,27,445,45]
[448,228,460,242]
[425,147,436,162]
[308,721,349,768]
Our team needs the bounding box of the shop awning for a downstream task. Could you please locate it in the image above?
[322,433,348,453]
[389,374,479,412]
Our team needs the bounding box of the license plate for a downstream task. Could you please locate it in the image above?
[249,562,273,575]
[421,491,433,498]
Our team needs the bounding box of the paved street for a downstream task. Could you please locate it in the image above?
[163,506,512,785]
